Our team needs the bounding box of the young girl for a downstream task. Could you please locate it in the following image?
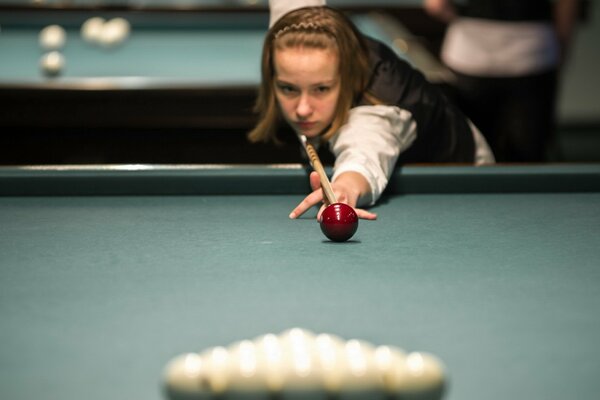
[249,4,494,220]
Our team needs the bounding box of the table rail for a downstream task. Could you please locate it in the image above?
[1,164,599,196]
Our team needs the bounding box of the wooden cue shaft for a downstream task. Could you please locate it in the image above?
[305,141,338,205]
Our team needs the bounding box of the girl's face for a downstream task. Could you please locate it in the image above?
[273,46,341,138]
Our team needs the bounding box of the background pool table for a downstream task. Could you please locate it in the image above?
[1,163,600,400]
[0,4,451,165]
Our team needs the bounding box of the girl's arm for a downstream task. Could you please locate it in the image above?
[289,105,417,220]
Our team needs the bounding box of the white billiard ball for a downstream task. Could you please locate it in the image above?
[373,345,407,393]
[277,328,326,398]
[81,17,106,44]
[39,51,65,77]
[39,24,66,50]
[162,352,211,400]
[99,17,130,47]
[313,333,346,393]
[201,346,232,395]
[278,328,317,354]
[226,339,273,397]
[280,353,326,399]
[389,351,446,398]
[254,333,285,392]
[336,339,385,399]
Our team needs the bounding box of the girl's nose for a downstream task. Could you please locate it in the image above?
[295,94,313,118]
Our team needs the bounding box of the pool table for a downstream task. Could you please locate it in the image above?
[0,6,449,131]
[1,163,599,400]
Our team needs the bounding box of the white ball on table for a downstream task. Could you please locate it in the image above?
[388,351,447,399]
[277,328,327,398]
[39,24,66,50]
[39,51,65,77]
[81,17,106,45]
[313,333,346,394]
[226,339,273,398]
[253,333,285,392]
[99,17,131,48]
[278,327,318,359]
[335,339,386,399]
[373,345,408,393]
[201,346,232,395]
[162,352,211,400]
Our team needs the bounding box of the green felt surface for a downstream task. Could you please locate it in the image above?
[1,166,600,400]
[0,17,265,84]
[0,12,408,86]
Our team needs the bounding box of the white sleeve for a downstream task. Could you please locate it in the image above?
[329,105,417,206]
[469,119,496,165]
[269,0,327,28]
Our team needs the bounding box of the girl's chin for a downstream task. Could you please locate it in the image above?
[294,128,322,138]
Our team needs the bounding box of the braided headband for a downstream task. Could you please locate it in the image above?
[274,22,332,39]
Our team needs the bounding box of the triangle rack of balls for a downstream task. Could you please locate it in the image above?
[163,328,447,399]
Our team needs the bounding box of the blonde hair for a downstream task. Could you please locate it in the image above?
[248,6,375,144]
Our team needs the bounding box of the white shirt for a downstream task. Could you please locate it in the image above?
[329,106,417,206]
[328,106,494,205]
[441,17,560,77]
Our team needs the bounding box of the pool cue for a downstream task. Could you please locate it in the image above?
[299,135,337,205]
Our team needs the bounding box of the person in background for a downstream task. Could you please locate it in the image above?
[249,1,494,221]
[424,0,580,162]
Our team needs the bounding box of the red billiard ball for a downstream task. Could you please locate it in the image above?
[320,203,359,242]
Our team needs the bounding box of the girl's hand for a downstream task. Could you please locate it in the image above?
[289,171,378,220]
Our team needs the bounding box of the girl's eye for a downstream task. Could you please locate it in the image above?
[277,84,296,94]
[315,86,330,93]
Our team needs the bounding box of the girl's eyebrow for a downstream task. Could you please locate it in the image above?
[275,79,337,87]
[313,79,338,86]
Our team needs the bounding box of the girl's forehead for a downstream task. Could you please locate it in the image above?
[274,45,336,56]
[274,47,339,77]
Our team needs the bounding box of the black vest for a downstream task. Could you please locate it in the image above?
[361,37,475,163]
[455,0,553,21]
